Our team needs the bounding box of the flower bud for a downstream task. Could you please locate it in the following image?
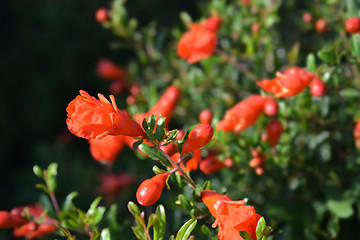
[263,97,278,116]
[310,76,326,97]
[251,149,260,157]
[354,120,360,139]
[315,19,328,33]
[136,172,169,206]
[255,166,265,175]
[109,80,127,95]
[95,8,110,23]
[199,109,213,125]
[345,17,360,34]
[251,23,260,34]
[201,17,222,33]
[249,156,265,168]
[97,59,125,80]
[266,119,283,147]
[182,124,214,154]
[302,12,313,23]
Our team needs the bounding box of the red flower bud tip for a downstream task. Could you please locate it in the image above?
[177,20,218,64]
[95,8,110,23]
[310,76,326,97]
[251,149,260,157]
[255,166,265,175]
[136,172,170,206]
[97,173,134,201]
[345,17,360,34]
[200,17,222,33]
[216,95,268,133]
[109,80,127,95]
[199,109,213,125]
[263,97,278,116]
[266,119,283,147]
[315,19,328,33]
[251,23,260,34]
[354,120,360,139]
[201,190,262,240]
[249,156,265,168]
[96,59,125,80]
[182,124,214,154]
[126,95,137,105]
[302,12,313,23]
[66,90,146,140]
[199,155,226,175]
[176,130,185,140]
[129,84,141,96]
[257,67,315,98]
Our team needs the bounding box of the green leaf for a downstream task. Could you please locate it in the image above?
[326,199,354,219]
[155,116,166,142]
[239,231,253,240]
[33,165,43,178]
[148,115,157,131]
[47,162,58,177]
[133,139,143,152]
[179,11,192,26]
[62,191,78,210]
[177,194,192,211]
[175,219,197,240]
[147,213,159,229]
[317,47,337,64]
[306,53,316,72]
[132,225,148,240]
[47,177,57,193]
[339,88,360,98]
[100,228,111,240]
[107,204,120,231]
[203,180,212,190]
[138,143,172,167]
[35,183,48,194]
[91,206,106,226]
[256,217,266,240]
[153,205,166,240]
[87,196,103,215]
[350,34,360,58]
[152,165,167,175]
[128,201,141,216]
[142,118,149,131]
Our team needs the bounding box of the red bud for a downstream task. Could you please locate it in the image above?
[345,17,360,34]
[263,97,278,116]
[310,77,326,97]
[95,8,110,23]
[199,109,213,125]
[136,172,169,206]
[266,119,283,147]
[182,124,214,154]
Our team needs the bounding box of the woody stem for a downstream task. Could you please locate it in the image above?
[152,141,197,189]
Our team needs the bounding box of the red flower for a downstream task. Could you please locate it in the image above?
[216,95,268,133]
[266,119,283,147]
[354,120,360,139]
[95,8,110,23]
[170,149,202,173]
[199,109,213,125]
[134,85,181,128]
[263,97,278,116]
[97,59,126,80]
[345,17,360,34]
[257,67,315,98]
[66,90,146,140]
[89,135,126,164]
[201,190,262,240]
[315,19,328,33]
[199,154,233,175]
[136,172,169,206]
[97,173,134,202]
[0,210,28,229]
[182,124,214,155]
[177,17,220,64]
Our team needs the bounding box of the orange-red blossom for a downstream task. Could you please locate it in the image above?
[181,124,214,155]
[257,67,320,98]
[201,190,261,240]
[177,17,221,64]
[66,90,145,140]
[216,95,272,133]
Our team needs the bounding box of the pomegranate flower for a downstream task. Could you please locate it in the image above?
[177,17,221,64]
[89,135,126,164]
[136,172,170,206]
[201,190,262,240]
[257,67,315,98]
[66,90,146,140]
[216,95,269,133]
